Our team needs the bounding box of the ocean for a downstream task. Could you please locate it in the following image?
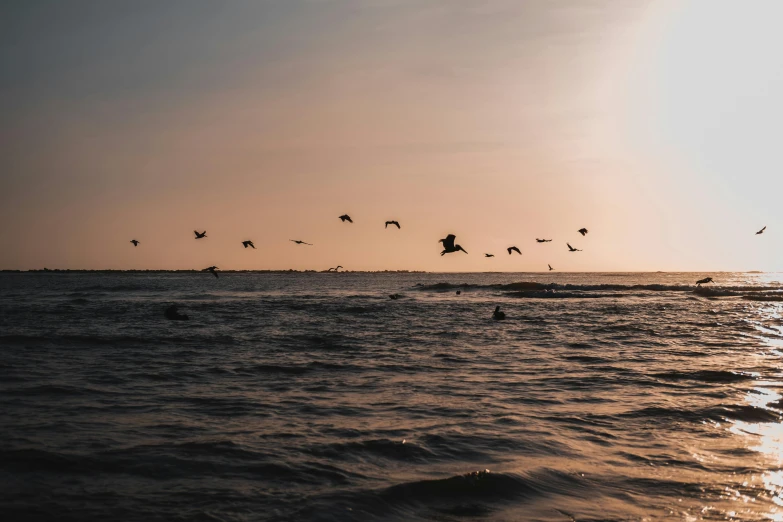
[1,271,783,521]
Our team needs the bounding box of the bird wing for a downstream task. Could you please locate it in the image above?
[394,221,400,228]
[567,243,573,250]
[758,226,767,234]
[194,231,199,237]
[513,247,521,254]
[250,242,255,248]
[385,222,389,228]
[441,234,456,250]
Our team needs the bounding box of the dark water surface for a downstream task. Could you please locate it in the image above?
[2,272,783,521]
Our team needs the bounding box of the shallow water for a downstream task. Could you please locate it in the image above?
[2,272,783,521]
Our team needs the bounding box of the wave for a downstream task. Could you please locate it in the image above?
[413,282,476,291]
[289,469,538,521]
[504,291,627,299]
[652,370,755,383]
[742,294,783,302]
[0,333,239,347]
[291,467,602,522]
[621,404,781,424]
[412,281,783,298]
[305,438,437,463]
[76,284,151,293]
[380,469,533,502]
[1,384,119,397]
[0,445,360,485]
[233,361,354,375]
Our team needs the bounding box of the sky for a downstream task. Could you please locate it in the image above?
[1,0,782,272]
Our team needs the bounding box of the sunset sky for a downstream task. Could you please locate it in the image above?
[1,0,781,272]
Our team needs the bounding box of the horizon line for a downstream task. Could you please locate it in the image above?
[0,269,772,274]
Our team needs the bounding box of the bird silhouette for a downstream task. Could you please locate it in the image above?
[339,214,353,223]
[242,240,256,249]
[548,264,554,271]
[203,266,219,278]
[757,226,767,235]
[327,266,343,272]
[567,243,581,252]
[385,220,400,229]
[194,230,207,239]
[130,240,139,247]
[290,240,313,245]
[536,239,552,243]
[696,277,714,286]
[507,246,522,255]
[485,253,494,258]
[492,306,506,320]
[578,228,588,236]
[439,234,468,255]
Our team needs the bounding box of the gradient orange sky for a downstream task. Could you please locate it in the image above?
[1,0,781,272]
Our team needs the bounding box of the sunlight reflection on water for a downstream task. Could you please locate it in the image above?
[729,303,783,520]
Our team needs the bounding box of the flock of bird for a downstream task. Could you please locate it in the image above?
[127,216,768,282]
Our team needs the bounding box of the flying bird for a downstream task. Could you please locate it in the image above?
[548,264,554,271]
[485,253,494,258]
[578,228,588,236]
[203,266,219,279]
[130,240,139,247]
[757,226,767,235]
[339,214,353,223]
[327,266,343,272]
[536,239,552,243]
[439,234,468,255]
[507,246,522,255]
[194,230,207,239]
[385,220,400,229]
[242,241,256,249]
[290,240,313,245]
[567,243,581,252]
[696,277,714,286]
[492,306,506,321]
